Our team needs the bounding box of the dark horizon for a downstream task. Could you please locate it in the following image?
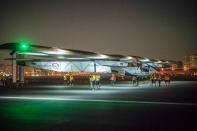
[0,0,196,60]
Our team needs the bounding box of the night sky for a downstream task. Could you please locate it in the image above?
[0,0,196,60]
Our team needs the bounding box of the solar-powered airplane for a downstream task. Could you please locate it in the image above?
[0,42,171,78]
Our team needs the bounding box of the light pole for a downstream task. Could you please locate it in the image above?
[10,50,16,86]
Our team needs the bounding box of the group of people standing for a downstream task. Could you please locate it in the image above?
[63,73,74,87]
[150,73,171,87]
[0,74,12,87]
[0,74,6,87]
[62,72,172,89]
[89,73,101,90]
[129,73,172,87]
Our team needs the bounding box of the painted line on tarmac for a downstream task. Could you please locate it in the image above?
[0,96,197,106]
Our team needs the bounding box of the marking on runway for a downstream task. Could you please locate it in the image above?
[0,96,197,106]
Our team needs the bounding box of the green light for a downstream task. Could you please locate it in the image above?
[18,40,31,51]
[21,44,27,49]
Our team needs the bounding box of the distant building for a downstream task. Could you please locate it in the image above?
[183,54,197,70]
[182,54,197,76]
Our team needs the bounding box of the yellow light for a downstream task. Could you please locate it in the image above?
[171,67,175,71]
[183,66,188,71]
